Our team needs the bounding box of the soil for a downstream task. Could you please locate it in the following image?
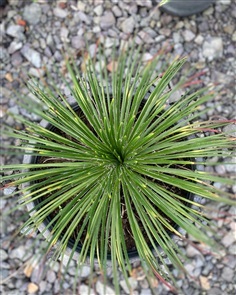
[33,104,192,255]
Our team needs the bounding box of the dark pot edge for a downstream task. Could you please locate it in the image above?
[160,0,216,17]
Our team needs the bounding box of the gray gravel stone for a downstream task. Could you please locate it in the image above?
[112,5,122,17]
[6,25,24,40]
[136,0,152,7]
[194,34,204,45]
[120,278,138,294]
[39,280,47,293]
[0,249,8,261]
[121,16,135,34]
[221,231,236,247]
[186,245,203,258]
[140,288,152,295]
[23,3,42,25]
[94,5,103,16]
[8,41,23,54]
[11,51,23,66]
[3,186,16,195]
[96,281,115,295]
[100,11,116,29]
[138,30,154,43]
[60,27,69,42]
[203,37,223,61]
[222,266,234,282]
[80,265,91,278]
[10,246,31,261]
[46,269,56,283]
[71,36,85,50]
[79,284,96,295]
[207,287,222,295]
[21,45,41,68]
[182,30,195,42]
[53,7,68,18]
[77,11,91,25]
[223,124,236,137]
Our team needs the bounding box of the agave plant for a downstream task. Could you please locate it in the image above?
[2,43,235,294]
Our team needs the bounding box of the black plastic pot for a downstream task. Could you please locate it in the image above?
[23,103,195,264]
[0,0,8,8]
[160,0,216,17]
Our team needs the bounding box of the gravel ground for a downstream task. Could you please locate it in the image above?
[1,0,236,294]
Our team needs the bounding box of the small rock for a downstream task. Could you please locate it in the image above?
[3,186,16,195]
[136,0,152,7]
[185,263,195,277]
[107,60,118,72]
[21,45,41,68]
[223,124,236,137]
[44,46,52,58]
[71,36,85,50]
[199,276,211,290]
[221,266,234,282]
[54,279,60,293]
[138,30,154,43]
[232,31,236,42]
[121,16,135,34]
[46,269,56,283]
[0,249,8,261]
[100,11,116,29]
[203,6,214,16]
[53,7,68,18]
[112,5,122,17]
[120,278,138,294]
[202,262,213,276]
[215,165,226,174]
[80,265,90,278]
[225,158,236,173]
[96,281,115,295]
[155,35,165,43]
[94,4,103,16]
[79,284,96,295]
[77,11,91,24]
[89,43,97,58]
[23,3,42,25]
[10,246,30,261]
[202,37,223,61]
[24,263,33,278]
[140,289,152,295]
[6,25,25,40]
[5,72,13,82]
[221,231,236,247]
[77,0,86,11]
[39,281,47,293]
[223,24,235,35]
[8,41,23,54]
[174,43,184,56]
[207,287,222,295]
[46,34,54,47]
[159,28,171,37]
[11,51,23,66]
[0,269,9,281]
[142,53,153,62]
[182,30,195,42]
[28,283,39,294]
[194,35,204,45]
[60,27,69,42]
[173,32,182,43]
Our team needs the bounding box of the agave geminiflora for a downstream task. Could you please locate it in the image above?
[2,43,235,293]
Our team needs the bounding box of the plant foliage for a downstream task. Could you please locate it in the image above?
[2,43,235,293]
